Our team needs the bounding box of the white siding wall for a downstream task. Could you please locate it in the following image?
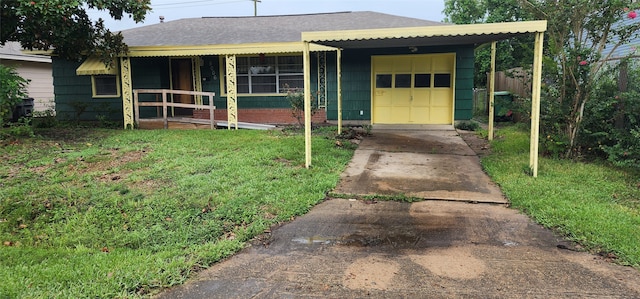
[2,60,55,113]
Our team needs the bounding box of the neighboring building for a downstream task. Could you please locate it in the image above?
[1,41,55,113]
[52,11,545,127]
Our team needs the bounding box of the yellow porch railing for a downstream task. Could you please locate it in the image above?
[133,89,216,129]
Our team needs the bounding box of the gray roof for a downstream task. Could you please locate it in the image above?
[121,11,444,47]
[0,41,51,63]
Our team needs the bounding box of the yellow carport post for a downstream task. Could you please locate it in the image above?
[337,49,343,135]
[530,32,545,177]
[303,42,312,168]
[488,41,496,141]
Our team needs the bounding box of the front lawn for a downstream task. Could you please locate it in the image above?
[0,127,355,298]
[481,124,640,268]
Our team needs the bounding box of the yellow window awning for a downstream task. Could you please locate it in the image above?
[76,57,118,76]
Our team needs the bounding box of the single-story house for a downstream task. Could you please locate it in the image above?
[52,11,547,175]
[1,41,55,113]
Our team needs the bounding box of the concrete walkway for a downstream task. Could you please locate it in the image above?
[155,127,640,298]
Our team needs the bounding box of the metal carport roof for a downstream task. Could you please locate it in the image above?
[299,20,547,177]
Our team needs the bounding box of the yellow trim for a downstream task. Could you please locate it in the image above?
[120,57,134,129]
[128,42,337,57]
[91,75,121,98]
[302,20,548,42]
[77,56,119,76]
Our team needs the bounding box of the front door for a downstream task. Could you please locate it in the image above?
[372,54,455,124]
[170,58,194,115]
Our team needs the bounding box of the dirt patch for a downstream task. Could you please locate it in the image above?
[457,129,491,157]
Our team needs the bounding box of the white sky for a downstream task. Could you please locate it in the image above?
[89,0,447,31]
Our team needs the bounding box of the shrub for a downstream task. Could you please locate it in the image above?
[0,65,29,127]
[579,60,640,170]
[285,86,318,127]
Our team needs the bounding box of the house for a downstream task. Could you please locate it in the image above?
[52,12,535,125]
[1,41,55,113]
[52,11,547,174]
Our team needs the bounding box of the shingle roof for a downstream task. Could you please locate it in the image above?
[121,11,444,47]
[0,41,51,63]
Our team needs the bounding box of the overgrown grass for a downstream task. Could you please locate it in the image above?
[482,124,640,267]
[0,127,355,298]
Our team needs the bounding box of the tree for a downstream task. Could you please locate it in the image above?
[0,0,151,64]
[520,0,640,157]
[443,0,535,87]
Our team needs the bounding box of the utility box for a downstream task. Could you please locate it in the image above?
[493,91,513,122]
[12,98,34,122]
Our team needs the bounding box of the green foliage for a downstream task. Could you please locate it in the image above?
[0,65,29,127]
[523,0,640,157]
[443,0,535,87]
[285,87,318,127]
[1,0,151,64]
[483,124,640,268]
[32,108,59,128]
[455,120,480,131]
[0,128,354,297]
[580,60,640,169]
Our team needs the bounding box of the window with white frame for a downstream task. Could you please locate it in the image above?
[233,55,303,94]
[92,75,120,97]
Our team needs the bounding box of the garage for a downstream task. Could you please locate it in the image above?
[372,53,455,124]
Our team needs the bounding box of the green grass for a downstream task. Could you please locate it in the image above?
[0,127,355,298]
[482,124,640,267]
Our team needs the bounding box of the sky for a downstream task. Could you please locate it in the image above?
[89,0,447,32]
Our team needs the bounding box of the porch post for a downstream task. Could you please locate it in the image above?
[337,49,343,134]
[488,41,496,141]
[303,42,312,168]
[530,32,545,177]
[120,57,134,129]
[225,55,238,130]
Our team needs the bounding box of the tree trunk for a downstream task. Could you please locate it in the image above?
[615,62,628,130]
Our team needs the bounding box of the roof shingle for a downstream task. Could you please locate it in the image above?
[121,11,443,47]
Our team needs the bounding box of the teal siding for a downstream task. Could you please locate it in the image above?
[52,58,121,122]
[454,46,475,120]
[53,45,475,123]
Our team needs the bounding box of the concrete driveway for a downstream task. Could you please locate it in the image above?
[156,126,640,298]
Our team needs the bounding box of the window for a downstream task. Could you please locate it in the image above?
[434,74,451,88]
[92,75,120,97]
[233,55,303,94]
[414,74,431,88]
[376,74,392,88]
[395,74,412,88]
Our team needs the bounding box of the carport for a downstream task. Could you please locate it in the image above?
[300,20,547,177]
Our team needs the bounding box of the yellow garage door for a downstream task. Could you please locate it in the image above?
[372,54,455,124]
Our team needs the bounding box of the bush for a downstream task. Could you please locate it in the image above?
[0,65,29,127]
[285,86,318,127]
[579,60,640,170]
